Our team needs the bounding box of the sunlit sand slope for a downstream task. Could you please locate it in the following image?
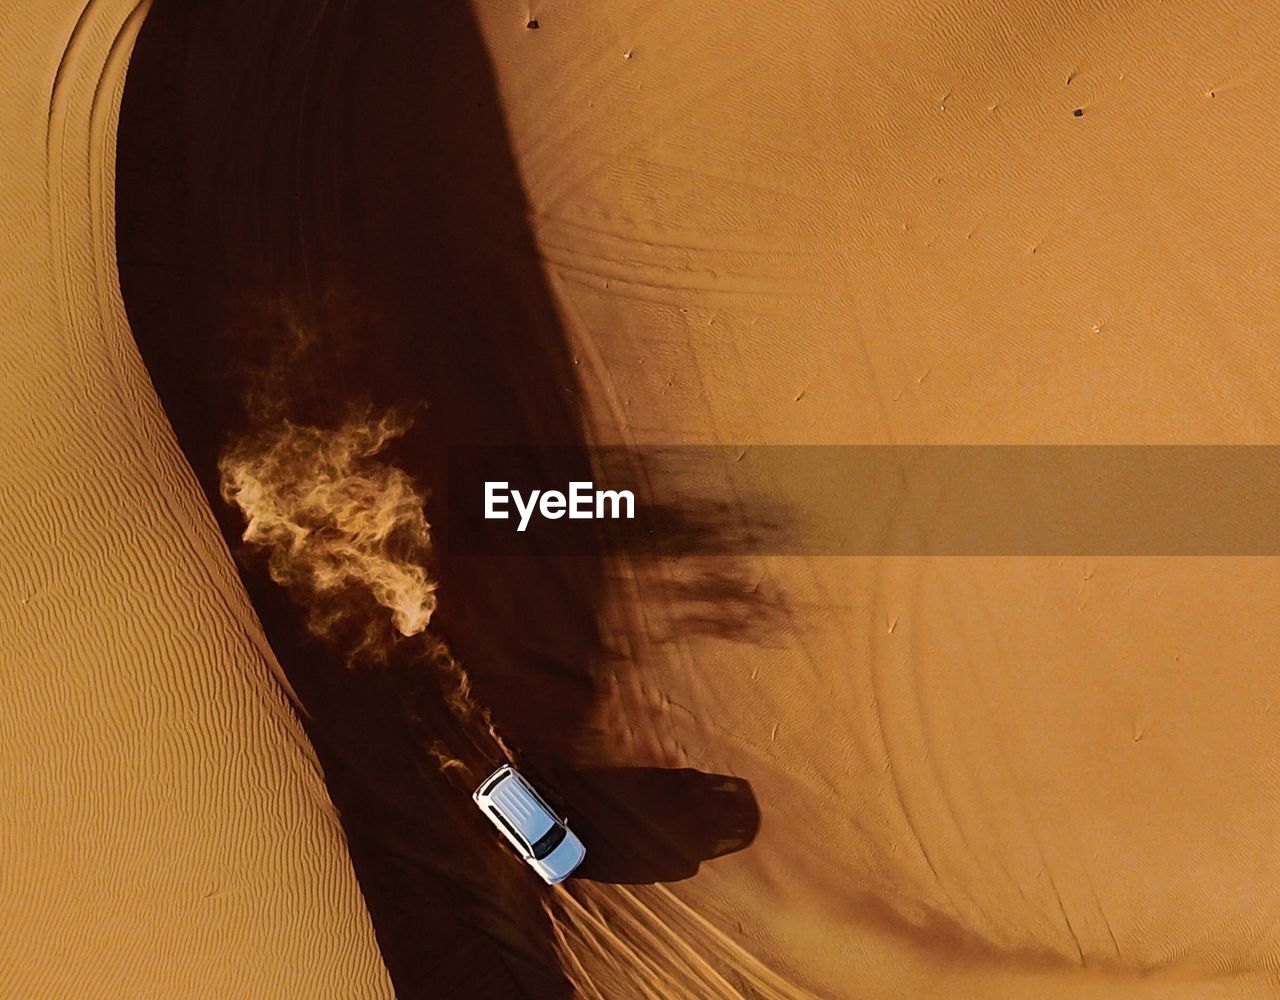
[475,1,1280,997]
[0,1,391,994]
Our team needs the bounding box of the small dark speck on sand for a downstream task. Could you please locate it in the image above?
[527,18,539,29]
[1073,108,1084,117]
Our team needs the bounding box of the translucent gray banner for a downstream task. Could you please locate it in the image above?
[445,446,1280,556]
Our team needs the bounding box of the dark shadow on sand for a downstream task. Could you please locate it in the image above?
[540,767,760,885]
[116,3,767,998]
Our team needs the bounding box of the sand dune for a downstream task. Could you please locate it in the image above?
[470,1,1280,996]
[0,1,391,994]
[16,0,1280,995]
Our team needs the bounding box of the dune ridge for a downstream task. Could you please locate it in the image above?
[0,1,392,994]
[92,0,1280,995]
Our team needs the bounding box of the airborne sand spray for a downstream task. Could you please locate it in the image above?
[218,409,437,642]
[217,402,516,768]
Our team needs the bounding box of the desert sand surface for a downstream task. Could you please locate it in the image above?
[0,0,391,995]
[470,1,1280,997]
[97,1,1280,999]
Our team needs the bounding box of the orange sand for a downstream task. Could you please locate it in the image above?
[0,1,390,994]
[472,1,1280,996]
[10,0,1280,996]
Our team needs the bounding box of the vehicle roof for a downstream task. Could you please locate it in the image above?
[485,771,556,842]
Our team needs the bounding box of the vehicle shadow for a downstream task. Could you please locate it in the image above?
[537,766,761,885]
[116,1,778,997]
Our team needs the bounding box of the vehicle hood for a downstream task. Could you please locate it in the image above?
[533,828,586,883]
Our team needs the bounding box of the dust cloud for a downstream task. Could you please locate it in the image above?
[219,409,437,645]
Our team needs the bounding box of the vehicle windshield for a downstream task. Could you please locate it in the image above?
[529,822,567,860]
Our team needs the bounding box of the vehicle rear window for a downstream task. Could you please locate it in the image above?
[530,822,567,860]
